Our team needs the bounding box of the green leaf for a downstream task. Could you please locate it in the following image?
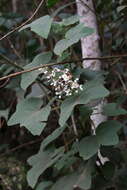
[8,97,42,124]
[50,173,79,190]
[96,120,123,146]
[51,21,65,35]
[65,23,94,39]
[20,15,53,39]
[103,103,127,116]
[75,160,94,190]
[47,0,60,8]
[54,38,78,56]
[59,83,109,127]
[55,156,77,170]
[36,181,53,190]
[51,160,94,190]
[57,51,71,63]
[8,98,51,135]
[21,52,52,90]
[41,125,67,150]
[54,23,94,55]
[0,109,9,120]
[61,15,80,26]
[78,136,99,160]
[27,147,63,188]
[55,147,78,170]
[80,68,105,82]
[101,162,115,180]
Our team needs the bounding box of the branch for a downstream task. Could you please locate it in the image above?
[0,53,23,70]
[71,114,78,139]
[0,137,43,157]
[115,71,127,94]
[0,54,127,81]
[0,0,45,41]
[7,38,23,60]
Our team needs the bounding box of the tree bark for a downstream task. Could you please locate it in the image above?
[12,0,18,12]
[76,0,106,130]
[76,0,108,164]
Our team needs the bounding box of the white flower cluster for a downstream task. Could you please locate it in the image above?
[39,67,83,98]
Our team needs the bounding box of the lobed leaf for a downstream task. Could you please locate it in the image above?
[50,160,94,190]
[20,15,53,39]
[40,125,67,150]
[59,83,109,127]
[36,181,53,190]
[61,15,80,26]
[21,52,52,90]
[54,23,94,55]
[8,98,51,135]
[27,147,64,188]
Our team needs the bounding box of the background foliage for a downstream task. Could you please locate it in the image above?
[0,0,127,190]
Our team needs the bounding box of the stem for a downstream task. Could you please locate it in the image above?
[71,114,78,140]
[7,38,23,60]
[0,0,45,41]
[0,137,43,158]
[115,71,127,94]
[0,54,127,81]
[0,53,23,70]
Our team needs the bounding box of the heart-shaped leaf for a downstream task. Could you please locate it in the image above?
[103,103,127,116]
[20,15,53,39]
[96,120,123,146]
[78,136,99,160]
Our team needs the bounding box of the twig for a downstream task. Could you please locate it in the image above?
[115,71,127,94]
[7,38,23,60]
[0,54,127,81]
[0,0,45,41]
[0,53,23,70]
[71,114,78,140]
[0,78,10,88]
[79,0,95,14]
[0,137,43,157]
[38,82,51,101]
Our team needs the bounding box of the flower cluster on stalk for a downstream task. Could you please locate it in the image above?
[39,67,83,98]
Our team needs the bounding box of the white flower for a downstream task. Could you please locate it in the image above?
[79,85,83,91]
[38,68,43,71]
[56,91,61,95]
[71,81,79,89]
[38,67,48,74]
[54,68,60,72]
[42,66,83,99]
[62,73,71,81]
[75,78,79,82]
[44,70,48,74]
[46,75,51,79]
[65,68,69,73]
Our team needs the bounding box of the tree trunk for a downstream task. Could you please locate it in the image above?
[12,0,17,12]
[76,0,106,130]
[76,0,108,164]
